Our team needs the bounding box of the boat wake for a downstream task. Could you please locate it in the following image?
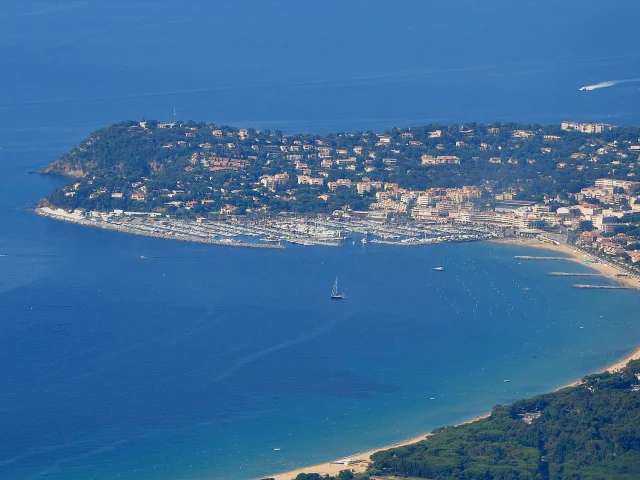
[579,77,640,91]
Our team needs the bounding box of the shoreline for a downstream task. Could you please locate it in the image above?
[34,206,492,249]
[35,207,285,249]
[488,237,640,291]
[262,237,640,480]
[264,414,490,480]
[265,347,640,480]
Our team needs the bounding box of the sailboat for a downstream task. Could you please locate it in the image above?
[331,276,345,299]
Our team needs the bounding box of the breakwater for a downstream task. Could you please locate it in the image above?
[548,272,601,277]
[572,284,633,290]
[36,208,285,249]
[514,256,569,260]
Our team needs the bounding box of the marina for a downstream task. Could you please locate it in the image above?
[36,207,494,249]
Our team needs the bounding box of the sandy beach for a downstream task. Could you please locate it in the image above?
[490,236,640,291]
[265,348,640,480]
[262,237,640,480]
[266,414,491,480]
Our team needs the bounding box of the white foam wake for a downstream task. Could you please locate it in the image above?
[580,78,640,91]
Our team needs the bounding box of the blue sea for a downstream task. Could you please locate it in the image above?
[1,1,640,479]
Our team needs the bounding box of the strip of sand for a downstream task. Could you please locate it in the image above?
[489,236,640,291]
[262,237,640,480]
[266,414,490,480]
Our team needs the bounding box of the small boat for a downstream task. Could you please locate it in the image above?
[140,255,146,259]
[522,287,530,291]
[273,448,281,451]
[432,266,445,271]
[361,237,367,244]
[331,276,345,299]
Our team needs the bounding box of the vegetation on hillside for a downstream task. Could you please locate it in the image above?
[43,120,640,216]
[369,360,640,480]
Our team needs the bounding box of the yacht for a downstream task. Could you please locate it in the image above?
[331,276,345,299]
[432,266,445,271]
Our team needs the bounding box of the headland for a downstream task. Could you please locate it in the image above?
[35,119,640,278]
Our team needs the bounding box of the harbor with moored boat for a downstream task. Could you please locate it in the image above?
[36,207,495,248]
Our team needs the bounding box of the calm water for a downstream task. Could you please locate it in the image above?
[1,1,640,479]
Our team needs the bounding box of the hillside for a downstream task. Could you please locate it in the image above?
[42,120,640,216]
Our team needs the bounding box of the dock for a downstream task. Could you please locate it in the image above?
[547,272,601,277]
[572,284,633,290]
[514,256,569,260]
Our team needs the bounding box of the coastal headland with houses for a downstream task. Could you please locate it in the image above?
[39,119,640,280]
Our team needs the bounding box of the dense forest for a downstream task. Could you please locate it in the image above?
[42,120,640,216]
[368,360,640,480]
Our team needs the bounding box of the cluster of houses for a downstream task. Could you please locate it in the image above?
[578,230,640,262]
[61,120,640,241]
[561,121,616,134]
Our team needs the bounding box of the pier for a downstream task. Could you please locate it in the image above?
[547,272,601,277]
[514,256,569,260]
[572,284,633,290]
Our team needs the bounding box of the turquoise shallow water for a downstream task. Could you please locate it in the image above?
[1,1,640,479]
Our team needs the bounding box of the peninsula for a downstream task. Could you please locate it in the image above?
[38,120,640,273]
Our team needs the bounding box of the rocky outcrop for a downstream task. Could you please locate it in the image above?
[42,160,86,177]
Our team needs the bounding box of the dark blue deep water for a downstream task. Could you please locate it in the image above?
[1,1,640,479]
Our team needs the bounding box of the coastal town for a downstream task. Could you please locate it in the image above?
[37,120,640,273]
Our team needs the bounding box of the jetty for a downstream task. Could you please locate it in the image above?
[572,284,633,290]
[514,256,569,260]
[36,208,286,249]
[547,272,601,277]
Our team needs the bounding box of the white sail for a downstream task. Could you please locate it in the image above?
[331,276,344,299]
